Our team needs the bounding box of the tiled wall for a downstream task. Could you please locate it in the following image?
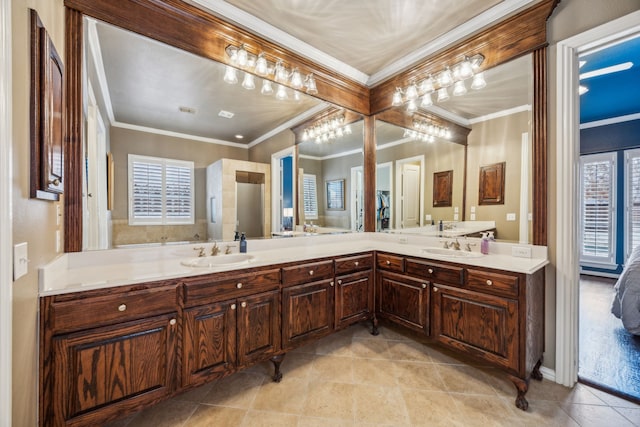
[111,219,208,246]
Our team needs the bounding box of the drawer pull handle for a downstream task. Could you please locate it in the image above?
[241,302,247,308]
[118,304,127,312]
[486,280,493,286]
[231,303,237,310]
[354,261,359,266]
[422,283,427,289]
[330,281,334,287]
[433,287,439,292]
[169,318,176,326]
[386,260,391,265]
[309,270,314,276]
[236,283,243,289]
[427,268,434,274]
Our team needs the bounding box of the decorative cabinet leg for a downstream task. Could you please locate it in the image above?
[531,359,543,381]
[371,315,379,336]
[509,375,530,411]
[270,354,285,383]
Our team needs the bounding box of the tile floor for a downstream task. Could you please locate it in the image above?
[106,322,640,427]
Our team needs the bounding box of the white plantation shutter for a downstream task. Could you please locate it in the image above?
[303,174,318,220]
[579,153,616,266]
[128,154,194,225]
[625,149,640,260]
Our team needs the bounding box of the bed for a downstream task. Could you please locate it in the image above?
[611,246,640,335]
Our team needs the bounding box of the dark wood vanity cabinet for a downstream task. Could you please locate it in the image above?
[334,253,374,330]
[181,269,281,387]
[377,270,429,333]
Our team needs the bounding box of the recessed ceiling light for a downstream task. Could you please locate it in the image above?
[218,110,235,119]
[235,134,244,139]
[179,106,196,114]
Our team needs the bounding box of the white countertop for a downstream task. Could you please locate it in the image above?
[39,233,548,296]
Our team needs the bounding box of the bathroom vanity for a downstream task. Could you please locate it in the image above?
[39,235,546,426]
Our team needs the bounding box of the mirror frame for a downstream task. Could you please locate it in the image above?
[63,0,558,251]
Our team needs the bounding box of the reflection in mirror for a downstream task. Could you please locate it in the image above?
[376,54,533,242]
[82,18,328,249]
[294,116,364,235]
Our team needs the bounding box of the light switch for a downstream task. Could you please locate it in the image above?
[507,213,517,221]
[425,214,432,221]
[470,206,476,213]
[454,206,459,213]
[470,213,476,221]
[453,213,459,221]
[56,204,61,226]
[13,242,28,280]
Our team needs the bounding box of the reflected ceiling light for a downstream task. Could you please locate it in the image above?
[242,72,255,90]
[304,74,318,95]
[223,66,238,84]
[301,113,351,144]
[275,84,288,100]
[255,53,268,76]
[391,53,485,111]
[261,79,273,95]
[412,119,451,140]
[290,68,303,89]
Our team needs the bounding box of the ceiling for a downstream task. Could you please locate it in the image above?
[579,34,640,124]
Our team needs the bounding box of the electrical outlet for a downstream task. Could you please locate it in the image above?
[470,213,476,221]
[398,237,408,244]
[470,206,476,213]
[512,246,532,258]
[425,214,432,221]
[454,206,459,213]
[528,212,533,221]
[506,213,516,221]
[453,213,459,221]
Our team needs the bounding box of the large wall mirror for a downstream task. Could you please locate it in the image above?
[80,17,361,249]
[374,54,534,243]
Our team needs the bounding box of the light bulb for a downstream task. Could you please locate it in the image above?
[305,74,318,94]
[237,45,248,67]
[275,61,287,82]
[437,87,449,102]
[261,79,273,95]
[452,80,467,96]
[438,67,453,87]
[293,91,301,101]
[242,72,255,90]
[392,88,403,106]
[223,66,238,84]
[275,84,288,100]
[336,127,344,137]
[255,54,268,75]
[302,130,309,141]
[405,83,419,100]
[419,77,434,93]
[229,50,238,65]
[445,130,452,139]
[314,137,322,144]
[471,72,486,90]
[420,92,433,107]
[406,99,417,113]
[459,57,474,79]
[290,68,303,89]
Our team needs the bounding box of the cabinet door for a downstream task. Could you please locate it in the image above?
[183,300,236,387]
[51,313,177,426]
[377,271,429,333]
[335,270,373,329]
[237,290,281,368]
[282,279,334,349]
[431,284,518,371]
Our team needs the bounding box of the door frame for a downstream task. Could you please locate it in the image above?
[377,162,393,231]
[271,146,296,234]
[0,0,12,423]
[394,155,425,229]
[555,10,640,387]
[350,166,363,231]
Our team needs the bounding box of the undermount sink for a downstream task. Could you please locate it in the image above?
[181,253,255,268]
[422,247,483,258]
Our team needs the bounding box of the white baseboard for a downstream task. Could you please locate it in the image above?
[540,366,556,382]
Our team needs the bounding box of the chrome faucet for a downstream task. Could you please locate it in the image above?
[443,239,461,250]
[210,241,220,256]
[225,244,235,255]
[193,246,205,257]
[465,242,477,252]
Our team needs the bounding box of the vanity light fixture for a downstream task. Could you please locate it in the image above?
[301,114,352,145]
[392,53,485,111]
[410,119,452,142]
[225,44,320,99]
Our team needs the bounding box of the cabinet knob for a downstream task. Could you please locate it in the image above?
[433,287,439,292]
[236,283,243,289]
[422,283,427,289]
[231,303,236,310]
[309,270,314,276]
[427,268,434,274]
[386,260,391,265]
[354,261,359,267]
[169,318,176,326]
[118,304,127,312]
[49,178,61,186]
[330,281,334,287]
[338,279,342,285]
[486,279,493,286]
[241,301,247,308]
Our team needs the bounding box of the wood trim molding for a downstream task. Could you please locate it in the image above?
[64,0,369,115]
[369,0,560,115]
[363,115,376,232]
[532,47,547,246]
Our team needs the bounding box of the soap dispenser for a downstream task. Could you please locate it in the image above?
[234,231,240,241]
[239,232,247,253]
[480,232,489,255]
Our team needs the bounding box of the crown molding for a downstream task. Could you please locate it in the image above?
[112,121,249,148]
[248,102,329,148]
[86,18,115,124]
[189,0,369,85]
[299,147,362,161]
[367,0,535,86]
[468,104,532,124]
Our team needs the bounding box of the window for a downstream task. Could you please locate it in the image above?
[579,153,616,266]
[128,154,194,225]
[302,174,318,220]
[625,149,640,260]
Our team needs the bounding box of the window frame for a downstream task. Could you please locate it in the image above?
[579,152,617,268]
[624,148,640,261]
[127,154,195,226]
[302,173,318,220]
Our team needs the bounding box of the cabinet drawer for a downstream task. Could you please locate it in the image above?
[335,253,373,275]
[183,269,281,307]
[49,285,178,332]
[467,269,519,298]
[376,253,404,273]
[282,260,334,286]
[406,259,464,285]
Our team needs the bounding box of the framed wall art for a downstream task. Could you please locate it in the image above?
[479,162,505,205]
[326,179,345,210]
[433,170,453,207]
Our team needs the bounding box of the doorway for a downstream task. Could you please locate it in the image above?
[271,147,296,234]
[395,156,424,229]
[350,166,363,231]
